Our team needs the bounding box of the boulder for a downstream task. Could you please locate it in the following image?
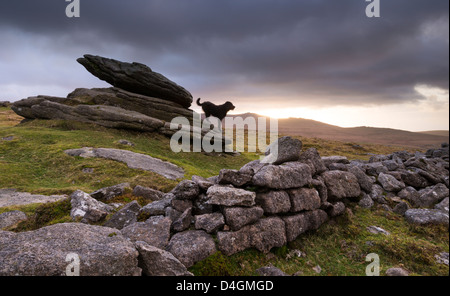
[322,201,346,217]
[171,208,192,232]
[358,193,374,209]
[287,188,321,212]
[170,180,200,200]
[217,217,287,255]
[218,169,253,187]
[321,171,361,201]
[328,163,348,171]
[369,184,387,204]
[70,190,114,223]
[77,55,193,108]
[103,200,141,230]
[282,213,310,242]
[399,169,430,188]
[252,162,312,190]
[378,173,406,192]
[369,155,390,163]
[393,201,409,216]
[311,176,328,203]
[132,186,165,201]
[398,187,420,205]
[255,190,291,214]
[171,199,192,213]
[90,182,131,201]
[298,148,327,175]
[261,136,302,165]
[222,206,264,231]
[239,159,267,176]
[348,166,374,193]
[282,210,328,242]
[321,156,349,169]
[206,185,256,207]
[191,175,215,191]
[365,162,388,177]
[0,211,27,230]
[0,223,141,276]
[121,215,171,249]
[194,212,225,234]
[135,242,193,276]
[139,196,173,217]
[416,184,449,208]
[192,193,214,215]
[166,230,217,268]
[435,197,449,213]
[404,209,449,227]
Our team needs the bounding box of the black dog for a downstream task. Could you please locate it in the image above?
[197,98,235,128]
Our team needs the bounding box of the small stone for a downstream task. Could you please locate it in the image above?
[435,252,449,266]
[90,183,131,201]
[117,139,135,146]
[367,226,390,236]
[256,266,288,276]
[312,265,322,274]
[385,267,409,276]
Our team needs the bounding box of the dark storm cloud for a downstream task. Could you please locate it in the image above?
[0,0,448,106]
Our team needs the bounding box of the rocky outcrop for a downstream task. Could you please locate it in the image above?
[77,55,193,108]
[12,97,165,132]
[11,55,233,148]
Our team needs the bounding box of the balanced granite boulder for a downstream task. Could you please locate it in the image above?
[77,55,193,108]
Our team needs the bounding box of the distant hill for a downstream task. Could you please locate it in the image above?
[417,130,449,137]
[225,113,449,149]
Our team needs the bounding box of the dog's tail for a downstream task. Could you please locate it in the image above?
[196,98,203,106]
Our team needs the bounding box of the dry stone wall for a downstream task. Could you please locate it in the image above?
[1,138,448,275]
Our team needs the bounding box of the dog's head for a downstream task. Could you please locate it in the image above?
[224,101,235,111]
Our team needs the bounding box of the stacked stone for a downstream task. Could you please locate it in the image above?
[2,138,448,275]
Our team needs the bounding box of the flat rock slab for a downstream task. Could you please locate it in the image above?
[0,189,67,208]
[65,147,184,180]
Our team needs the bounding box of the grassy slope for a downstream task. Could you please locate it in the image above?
[0,107,448,276]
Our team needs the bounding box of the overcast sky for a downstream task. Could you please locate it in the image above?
[0,0,448,131]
